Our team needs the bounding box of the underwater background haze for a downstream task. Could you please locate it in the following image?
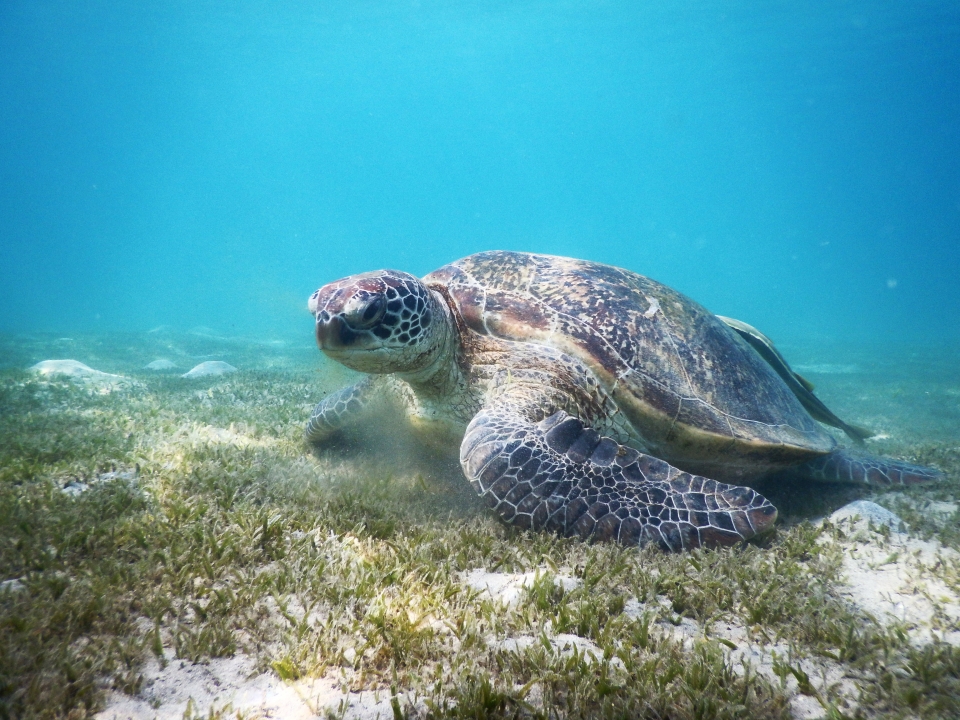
[2,0,959,345]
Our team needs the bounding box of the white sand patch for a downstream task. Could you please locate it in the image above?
[707,619,856,720]
[96,653,314,720]
[95,651,420,720]
[298,684,421,720]
[625,597,858,719]
[462,568,580,606]
[825,502,960,646]
[182,361,237,379]
[926,500,959,517]
[494,632,607,662]
[29,359,134,390]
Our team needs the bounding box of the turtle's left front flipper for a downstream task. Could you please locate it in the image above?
[306,376,382,445]
[796,449,944,486]
[460,403,778,551]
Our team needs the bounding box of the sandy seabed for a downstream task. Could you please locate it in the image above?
[2,330,958,719]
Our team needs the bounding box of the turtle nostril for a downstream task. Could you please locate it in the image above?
[316,314,342,348]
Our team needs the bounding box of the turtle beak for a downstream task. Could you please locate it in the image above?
[315,312,354,351]
[315,312,335,349]
[316,307,368,352]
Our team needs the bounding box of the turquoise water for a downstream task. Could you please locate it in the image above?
[1,1,958,346]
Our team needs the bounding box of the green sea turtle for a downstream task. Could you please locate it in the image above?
[305,251,942,551]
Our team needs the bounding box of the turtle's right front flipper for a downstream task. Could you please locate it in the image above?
[460,405,777,551]
[306,376,381,445]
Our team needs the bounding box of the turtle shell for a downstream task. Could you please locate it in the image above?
[424,251,836,480]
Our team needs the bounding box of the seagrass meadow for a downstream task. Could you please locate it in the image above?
[1,330,958,720]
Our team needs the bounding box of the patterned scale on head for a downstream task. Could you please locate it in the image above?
[307,270,449,376]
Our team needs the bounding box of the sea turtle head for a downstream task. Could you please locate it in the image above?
[308,270,450,375]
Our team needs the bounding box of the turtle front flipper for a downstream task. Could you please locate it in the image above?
[796,449,944,486]
[306,377,381,444]
[460,405,777,551]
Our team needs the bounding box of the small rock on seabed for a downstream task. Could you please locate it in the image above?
[828,499,906,532]
[144,359,178,371]
[30,359,116,379]
[182,361,237,379]
[0,579,26,595]
[29,360,131,388]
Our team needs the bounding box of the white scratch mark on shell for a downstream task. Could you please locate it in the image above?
[642,296,661,319]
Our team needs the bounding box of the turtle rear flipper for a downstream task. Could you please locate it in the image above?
[717,316,874,443]
[796,449,944,485]
[460,403,777,551]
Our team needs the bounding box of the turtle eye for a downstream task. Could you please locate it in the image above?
[354,295,386,328]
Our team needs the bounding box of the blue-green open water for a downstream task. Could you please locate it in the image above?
[2,1,958,347]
